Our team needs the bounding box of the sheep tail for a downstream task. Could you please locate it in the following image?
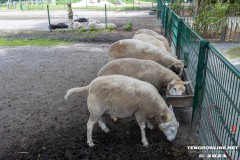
[64,86,89,100]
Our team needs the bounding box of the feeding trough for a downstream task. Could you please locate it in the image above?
[166,68,194,107]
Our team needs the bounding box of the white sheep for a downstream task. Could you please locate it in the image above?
[134,29,171,52]
[65,75,179,147]
[132,33,174,57]
[92,23,117,29]
[73,22,82,30]
[98,58,190,95]
[108,39,184,76]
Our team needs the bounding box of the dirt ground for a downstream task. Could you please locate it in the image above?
[0,38,200,159]
[0,9,200,159]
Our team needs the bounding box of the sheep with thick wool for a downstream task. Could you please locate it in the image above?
[65,75,179,147]
[98,58,190,95]
[108,39,184,76]
[132,33,174,57]
[134,29,171,52]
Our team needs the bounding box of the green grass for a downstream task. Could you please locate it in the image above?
[226,47,240,59]
[0,38,71,46]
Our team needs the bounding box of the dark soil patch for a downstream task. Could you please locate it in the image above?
[3,117,198,160]
[0,43,199,160]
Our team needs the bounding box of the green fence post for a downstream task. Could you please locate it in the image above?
[165,8,172,44]
[157,0,162,20]
[164,7,169,37]
[176,18,183,58]
[20,0,23,11]
[191,40,209,134]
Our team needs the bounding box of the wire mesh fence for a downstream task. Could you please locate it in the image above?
[0,6,161,31]
[198,44,240,159]
[160,3,240,159]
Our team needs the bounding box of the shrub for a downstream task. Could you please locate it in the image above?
[89,24,97,31]
[193,3,229,38]
[123,22,133,31]
[106,24,117,31]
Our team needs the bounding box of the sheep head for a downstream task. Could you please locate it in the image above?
[169,61,184,76]
[159,105,179,141]
[167,80,186,95]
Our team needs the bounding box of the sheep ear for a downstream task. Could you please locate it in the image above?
[170,80,176,85]
[167,81,175,90]
[183,81,191,85]
[169,105,173,111]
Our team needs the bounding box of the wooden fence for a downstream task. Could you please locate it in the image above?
[167,2,240,43]
[183,16,240,43]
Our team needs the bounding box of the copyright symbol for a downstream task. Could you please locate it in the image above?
[199,154,205,158]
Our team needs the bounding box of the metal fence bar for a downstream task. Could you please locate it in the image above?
[176,18,183,58]
[191,40,209,129]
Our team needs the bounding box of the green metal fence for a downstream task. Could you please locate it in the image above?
[159,4,240,159]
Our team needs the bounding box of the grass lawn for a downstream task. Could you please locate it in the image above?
[0,38,71,46]
[226,47,240,59]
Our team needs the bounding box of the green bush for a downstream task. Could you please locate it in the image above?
[123,22,133,31]
[193,3,229,38]
[106,24,116,31]
[89,24,97,31]
[170,2,182,14]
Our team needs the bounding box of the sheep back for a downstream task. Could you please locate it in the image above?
[98,58,181,90]
[108,39,178,69]
[88,75,169,118]
[132,33,174,55]
[134,29,171,52]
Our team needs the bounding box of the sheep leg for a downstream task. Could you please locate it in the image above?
[98,117,109,133]
[146,120,154,130]
[138,122,149,147]
[135,113,149,147]
[87,118,97,147]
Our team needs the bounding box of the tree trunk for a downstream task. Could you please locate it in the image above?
[67,3,74,30]
[194,0,201,16]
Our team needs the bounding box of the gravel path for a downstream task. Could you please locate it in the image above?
[0,44,198,159]
[211,43,240,71]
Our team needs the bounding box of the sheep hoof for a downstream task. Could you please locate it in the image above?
[103,127,109,133]
[88,142,95,147]
[111,116,118,122]
[148,126,154,130]
[142,139,149,147]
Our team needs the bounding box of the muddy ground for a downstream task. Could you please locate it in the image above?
[0,38,200,160]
